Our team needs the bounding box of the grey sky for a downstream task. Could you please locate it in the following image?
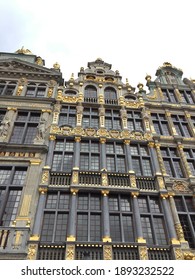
[1,0,195,88]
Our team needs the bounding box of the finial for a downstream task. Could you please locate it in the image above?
[15,47,32,54]
[145,74,151,82]
[53,62,60,70]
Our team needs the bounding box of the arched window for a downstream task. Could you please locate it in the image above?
[104,87,117,104]
[84,85,97,102]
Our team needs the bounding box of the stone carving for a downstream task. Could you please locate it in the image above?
[36,117,46,140]
[103,245,112,260]
[172,180,191,193]
[27,244,37,260]
[0,116,10,138]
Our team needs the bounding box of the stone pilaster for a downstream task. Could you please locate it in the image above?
[101,190,111,242]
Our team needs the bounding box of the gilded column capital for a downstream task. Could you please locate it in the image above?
[168,192,175,197]
[75,136,81,142]
[123,139,130,145]
[131,191,139,198]
[100,137,106,144]
[38,187,48,194]
[49,135,56,141]
[30,159,41,165]
[160,193,169,199]
[148,141,155,148]
[101,190,109,196]
[7,107,17,111]
[70,188,79,195]
[42,109,52,114]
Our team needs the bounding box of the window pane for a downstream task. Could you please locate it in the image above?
[41,213,55,242]
[55,213,68,242]
[2,190,22,226]
[77,214,88,241]
[110,215,121,241]
[123,215,134,242]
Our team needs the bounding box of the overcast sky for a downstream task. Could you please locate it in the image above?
[1,0,195,87]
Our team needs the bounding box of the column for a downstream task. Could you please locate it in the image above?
[74,136,81,169]
[46,135,56,166]
[31,187,47,240]
[101,190,111,242]
[99,105,105,128]
[76,103,83,127]
[165,110,178,136]
[67,189,78,242]
[148,142,161,174]
[131,192,146,243]
[184,111,195,137]
[177,143,192,178]
[160,194,180,245]
[100,138,106,170]
[168,193,189,247]
[154,142,167,176]
[120,107,127,129]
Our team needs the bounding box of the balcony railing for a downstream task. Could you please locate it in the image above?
[50,173,71,186]
[108,174,130,187]
[136,176,157,191]
[79,172,101,186]
[38,245,66,260]
[113,246,139,260]
[75,245,103,260]
[148,248,172,260]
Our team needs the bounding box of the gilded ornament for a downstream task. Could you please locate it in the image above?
[102,173,108,186]
[16,85,23,96]
[86,128,96,137]
[97,128,109,138]
[41,170,49,184]
[72,171,79,184]
[175,223,185,241]
[130,175,136,188]
[139,246,148,260]
[172,180,191,193]
[66,245,75,260]
[109,130,120,139]
[174,248,183,260]
[103,245,112,260]
[27,244,37,260]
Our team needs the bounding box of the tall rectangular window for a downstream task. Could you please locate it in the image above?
[106,142,126,172]
[138,196,168,245]
[80,140,100,171]
[130,144,153,176]
[184,149,195,176]
[76,193,101,242]
[59,106,76,127]
[52,139,74,172]
[174,196,195,248]
[127,110,143,131]
[0,166,27,226]
[161,147,184,178]
[151,113,170,136]
[82,107,99,129]
[10,111,40,144]
[172,115,192,137]
[179,90,194,104]
[109,194,134,242]
[162,89,177,103]
[41,192,70,243]
[105,109,121,130]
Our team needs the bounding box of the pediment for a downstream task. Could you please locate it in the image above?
[0,58,61,76]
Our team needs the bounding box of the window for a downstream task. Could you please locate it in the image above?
[0,81,16,96]
[161,147,184,178]
[10,111,40,144]
[130,144,153,176]
[151,113,170,136]
[52,139,74,172]
[172,115,192,137]
[59,106,76,127]
[184,149,195,176]
[127,110,143,131]
[84,86,97,102]
[109,194,134,242]
[138,196,168,245]
[77,193,101,241]
[41,192,70,242]
[106,142,126,172]
[26,83,46,97]
[179,90,194,104]
[104,87,117,104]
[174,196,195,248]
[80,140,100,171]
[0,110,6,123]
[0,166,27,226]
[162,89,177,103]
[105,109,121,130]
[82,107,99,129]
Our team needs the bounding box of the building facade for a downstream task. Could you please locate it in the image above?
[0,49,195,260]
